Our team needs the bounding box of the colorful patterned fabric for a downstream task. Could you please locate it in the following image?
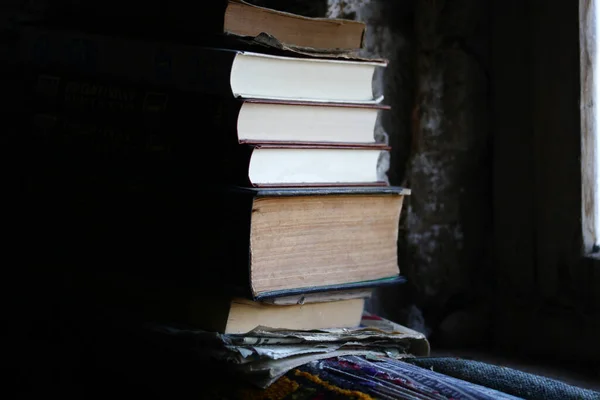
[234,356,524,400]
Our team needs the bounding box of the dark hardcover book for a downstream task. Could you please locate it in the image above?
[60,184,409,301]
[30,0,366,51]
[17,24,386,103]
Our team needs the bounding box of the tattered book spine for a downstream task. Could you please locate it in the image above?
[30,74,172,159]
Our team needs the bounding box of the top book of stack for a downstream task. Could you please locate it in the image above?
[19,1,385,104]
[37,0,367,52]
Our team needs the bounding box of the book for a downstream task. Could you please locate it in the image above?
[223,1,366,51]
[169,297,366,334]
[18,25,386,103]
[231,144,389,187]
[73,271,368,334]
[59,185,409,300]
[83,271,367,333]
[241,187,407,298]
[233,100,387,145]
[35,0,367,51]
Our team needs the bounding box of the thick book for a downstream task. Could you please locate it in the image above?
[205,297,365,333]
[140,295,366,334]
[62,185,409,300]
[18,25,386,104]
[82,272,367,333]
[39,0,367,51]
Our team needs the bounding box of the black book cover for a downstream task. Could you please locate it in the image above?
[16,23,385,98]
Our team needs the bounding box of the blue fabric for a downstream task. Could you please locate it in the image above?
[405,357,600,400]
[301,355,524,400]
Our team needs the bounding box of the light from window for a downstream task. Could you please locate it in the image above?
[595,0,600,249]
[581,0,599,252]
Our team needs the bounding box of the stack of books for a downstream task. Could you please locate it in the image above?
[18,1,411,335]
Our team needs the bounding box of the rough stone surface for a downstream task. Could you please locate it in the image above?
[407,0,492,338]
[436,305,492,348]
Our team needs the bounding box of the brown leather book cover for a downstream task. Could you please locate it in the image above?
[226,0,367,51]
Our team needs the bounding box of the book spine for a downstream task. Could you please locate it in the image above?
[31,73,170,117]
[18,25,237,96]
[30,111,255,187]
[26,71,244,156]
[31,112,165,162]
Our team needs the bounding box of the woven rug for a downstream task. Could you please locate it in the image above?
[230,356,523,400]
[405,358,600,400]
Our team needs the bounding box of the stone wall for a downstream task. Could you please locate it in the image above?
[408,0,492,345]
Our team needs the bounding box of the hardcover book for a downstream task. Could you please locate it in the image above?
[66,185,410,300]
[18,25,386,103]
